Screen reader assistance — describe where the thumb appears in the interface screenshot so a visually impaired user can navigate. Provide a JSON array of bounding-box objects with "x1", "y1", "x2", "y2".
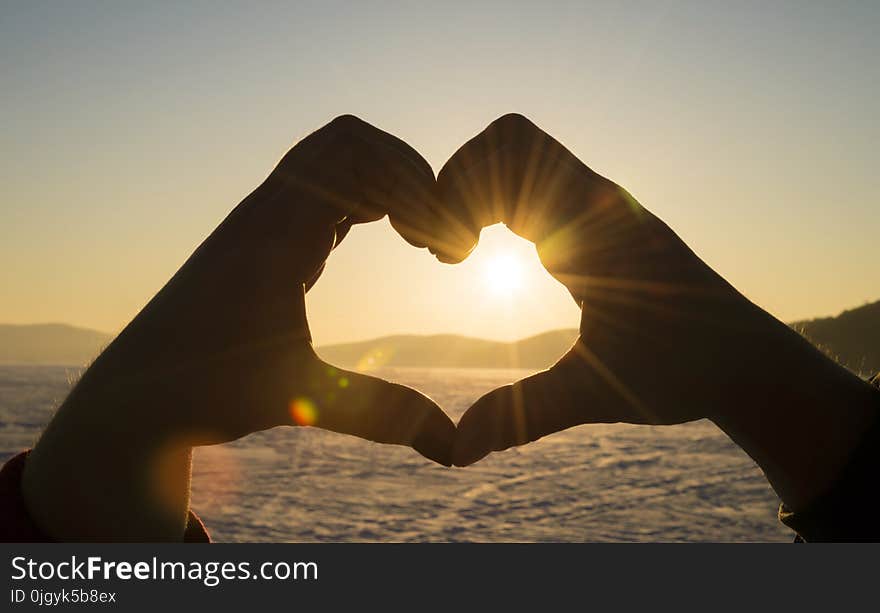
[
  {"x1": 293, "y1": 362, "x2": 456, "y2": 466},
  {"x1": 453, "y1": 340, "x2": 638, "y2": 466},
  {"x1": 453, "y1": 370, "x2": 584, "y2": 467}
]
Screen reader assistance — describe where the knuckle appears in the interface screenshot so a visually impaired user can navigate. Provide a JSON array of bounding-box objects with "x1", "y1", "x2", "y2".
[
  {"x1": 327, "y1": 113, "x2": 367, "y2": 133},
  {"x1": 281, "y1": 115, "x2": 368, "y2": 164},
  {"x1": 489, "y1": 112, "x2": 535, "y2": 132}
]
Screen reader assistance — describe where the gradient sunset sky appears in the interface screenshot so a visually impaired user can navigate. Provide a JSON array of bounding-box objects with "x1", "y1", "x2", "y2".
[{"x1": 1, "y1": 1, "x2": 877, "y2": 345}]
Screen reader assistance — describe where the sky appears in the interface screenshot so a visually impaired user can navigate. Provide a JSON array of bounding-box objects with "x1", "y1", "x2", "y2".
[{"x1": 1, "y1": 1, "x2": 877, "y2": 345}]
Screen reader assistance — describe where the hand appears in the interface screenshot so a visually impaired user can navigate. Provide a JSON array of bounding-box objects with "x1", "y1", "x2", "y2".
[
  {"x1": 433, "y1": 114, "x2": 877, "y2": 510},
  {"x1": 432, "y1": 113, "x2": 755, "y2": 438},
  {"x1": 67, "y1": 114, "x2": 453, "y2": 456},
  {"x1": 23, "y1": 116, "x2": 454, "y2": 540}
]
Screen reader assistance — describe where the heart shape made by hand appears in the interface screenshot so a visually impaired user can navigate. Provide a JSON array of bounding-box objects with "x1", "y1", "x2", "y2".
[
  {"x1": 300, "y1": 114, "x2": 767, "y2": 469},
  {"x1": 86, "y1": 113, "x2": 782, "y2": 477},
  {"x1": 21, "y1": 114, "x2": 871, "y2": 545}
]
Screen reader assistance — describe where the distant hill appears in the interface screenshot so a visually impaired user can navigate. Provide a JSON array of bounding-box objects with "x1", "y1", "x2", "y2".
[
  {"x1": 318, "y1": 300, "x2": 880, "y2": 374},
  {"x1": 0, "y1": 324, "x2": 111, "y2": 366},
  {"x1": 791, "y1": 300, "x2": 880, "y2": 377},
  {"x1": 1, "y1": 299, "x2": 877, "y2": 374},
  {"x1": 316, "y1": 329, "x2": 580, "y2": 370}
]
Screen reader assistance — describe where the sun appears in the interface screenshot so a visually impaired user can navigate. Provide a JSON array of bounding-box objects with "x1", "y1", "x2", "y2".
[{"x1": 484, "y1": 253, "x2": 523, "y2": 294}]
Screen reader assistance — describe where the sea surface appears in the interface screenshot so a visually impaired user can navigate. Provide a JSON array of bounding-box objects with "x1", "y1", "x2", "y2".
[{"x1": 0, "y1": 365, "x2": 791, "y2": 542}]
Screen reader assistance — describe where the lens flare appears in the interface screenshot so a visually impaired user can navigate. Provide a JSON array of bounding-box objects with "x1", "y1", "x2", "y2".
[
  {"x1": 289, "y1": 397, "x2": 318, "y2": 426},
  {"x1": 356, "y1": 346, "x2": 393, "y2": 371}
]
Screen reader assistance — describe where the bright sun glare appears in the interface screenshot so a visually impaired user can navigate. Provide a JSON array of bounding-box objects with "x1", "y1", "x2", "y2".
[{"x1": 485, "y1": 253, "x2": 524, "y2": 294}]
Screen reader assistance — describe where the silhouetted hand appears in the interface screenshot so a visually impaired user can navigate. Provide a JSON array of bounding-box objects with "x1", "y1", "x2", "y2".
[
  {"x1": 22, "y1": 116, "x2": 453, "y2": 540},
  {"x1": 432, "y1": 114, "x2": 746, "y2": 454},
  {"x1": 78, "y1": 115, "x2": 453, "y2": 456},
  {"x1": 432, "y1": 114, "x2": 876, "y2": 511}
]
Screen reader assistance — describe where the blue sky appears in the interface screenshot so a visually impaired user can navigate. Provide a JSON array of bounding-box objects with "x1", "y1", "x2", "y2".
[{"x1": 1, "y1": 1, "x2": 877, "y2": 343}]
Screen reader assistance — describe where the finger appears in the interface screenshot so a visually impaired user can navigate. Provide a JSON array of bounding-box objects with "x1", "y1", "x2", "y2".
[
  {"x1": 304, "y1": 115, "x2": 439, "y2": 249},
  {"x1": 436, "y1": 114, "x2": 667, "y2": 306},
  {"x1": 452, "y1": 338, "x2": 651, "y2": 466},
  {"x1": 270, "y1": 115, "x2": 434, "y2": 229},
  {"x1": 427, "y1": 115, "x2": 543, "y2": 262},
  {"x1": 384, "y1": 164, "x2": 441, "y2": 249},
  {"x1": 435, "y1": 114, "x2": 630, "y2": 266},
  {"x1": 343, "y1": 127, "x2": 439, "y2": 249},
  {"x1": 433, "y1": 114, "x2": 566, "y2": 262},
  {"x1": 294, "y1": 362, "x2": 456, "y2": 466},
  {"x1": 247, "y1": 116, "x2": 436, "y2": 285},
  {"x1": 452, "y1": 366, "x2": 586, "y2": 467},
  {"x1": 333, "y1": 115, "x2": 435, "y2": 185}
]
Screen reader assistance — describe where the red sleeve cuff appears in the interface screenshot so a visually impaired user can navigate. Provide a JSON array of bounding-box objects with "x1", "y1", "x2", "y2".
[{"x1": 0, "y1": 450, "x2": 210, "y2": 543}]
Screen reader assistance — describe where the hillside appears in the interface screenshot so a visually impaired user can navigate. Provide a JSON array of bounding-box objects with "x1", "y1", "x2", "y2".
[
  {"x1": 1, "y1": 299, "x2": 877, "y2": 374},
  {"x1": 316, "y1": 329, "x2": 580, "y2": 370},
  {"x1": 318, "y1": 300, "x2": 880, "y2": 374},
  {"x1": 0, "y1": 324, "x2": 111, "y2": 366},
  {"x1": 791, "y1": 299, "x2": 880, "y2": 377}
]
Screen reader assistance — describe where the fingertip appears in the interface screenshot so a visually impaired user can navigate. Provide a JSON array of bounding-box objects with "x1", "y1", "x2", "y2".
[
  {"x1": 451, "y1": 392, "x2": 502, "y2": 466},
  {"x1": 411, "y1": 404, "x2": 457, "y2": 467},
  {"x1": 388, "y1": 215, "x2": 432, "y2": 249},
  {"x1": 427, "y1": 235, "x2": 478, "y2": 264},
  {"x1": 430, "y1": 248, "x2": 468, "y2": 265},
  {"x1": 375, "y1": 380, "x2": 456, "y2": 467},
  {"x1": 451, "y1": 440, "x2": 489, "y2": 467},
  {"x1": 452, "y1": 454, "x2": 485, "y2": 468}
]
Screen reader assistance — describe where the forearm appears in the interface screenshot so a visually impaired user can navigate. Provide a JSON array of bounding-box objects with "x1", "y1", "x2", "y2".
[
  {"x1": 21, "y1": 375, "x2": 194, "y2": 542},
  {"x1": 16, "y1": 178, "x2": 299, "y2": 542},
  {"x1": 710, "y1": 310, "x2": 879, "y2": 512}
]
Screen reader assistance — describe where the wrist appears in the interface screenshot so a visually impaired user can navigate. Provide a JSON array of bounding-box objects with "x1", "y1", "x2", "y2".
[
  {"x1": 711, "y1": 331, "x2": 879, "y2": 511},
  {"x1": 22, "y1": 386, "x2": 191, "y2": 541}
]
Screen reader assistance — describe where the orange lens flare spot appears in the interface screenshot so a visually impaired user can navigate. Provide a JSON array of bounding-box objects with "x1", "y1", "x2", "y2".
[{"x1": 289, "y1": 397, "x2": 318, "y2": 426}]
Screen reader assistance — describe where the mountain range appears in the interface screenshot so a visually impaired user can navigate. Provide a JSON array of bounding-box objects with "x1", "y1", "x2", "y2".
[{"x1": 2, "y1": 299, "x2": 877, "y2": 376}]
